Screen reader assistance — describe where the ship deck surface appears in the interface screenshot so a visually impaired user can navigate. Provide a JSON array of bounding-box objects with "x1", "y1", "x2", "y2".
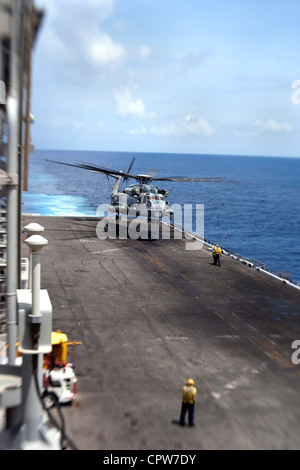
[{"x1": 22, "y1": 216, "x2": 300, "y2": 450}]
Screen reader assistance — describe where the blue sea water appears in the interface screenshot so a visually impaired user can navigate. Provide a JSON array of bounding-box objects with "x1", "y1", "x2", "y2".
[{"x1": 22, "y1": 150, "x2": 300, "y2": 284}]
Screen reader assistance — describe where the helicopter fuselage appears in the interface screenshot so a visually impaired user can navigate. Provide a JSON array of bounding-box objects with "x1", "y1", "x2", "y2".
[{"x1": 109, "y1": 179, "x2": 173, "y2": 218}]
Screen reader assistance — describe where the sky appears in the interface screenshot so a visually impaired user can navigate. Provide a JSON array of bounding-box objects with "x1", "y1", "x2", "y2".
[{"x1": 31, "y1": 0, "x2": 300, "y2": 157}]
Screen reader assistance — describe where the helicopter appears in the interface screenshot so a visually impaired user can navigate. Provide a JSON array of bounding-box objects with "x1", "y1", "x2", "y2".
[{"x1": 46, "y1": 157, "x2": 237, "y2": 220}]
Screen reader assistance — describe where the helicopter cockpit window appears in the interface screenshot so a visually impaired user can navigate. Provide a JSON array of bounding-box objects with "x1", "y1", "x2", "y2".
[{"x1": 146, "y1": 195, "x2": 164, "y2": 200}]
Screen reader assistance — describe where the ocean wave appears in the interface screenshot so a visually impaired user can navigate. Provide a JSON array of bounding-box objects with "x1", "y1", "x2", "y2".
[{"x1": 22, "y1": 193, "x2": 97, "y2": 217}]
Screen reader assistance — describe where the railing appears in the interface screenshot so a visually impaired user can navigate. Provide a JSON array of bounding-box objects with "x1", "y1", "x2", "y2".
[
  {"x1": 0, "y1": 206, "x2": 6, "y2": 334},
  {"x1": 204, "y1": 238, "x2": 300, "y2": 290}
]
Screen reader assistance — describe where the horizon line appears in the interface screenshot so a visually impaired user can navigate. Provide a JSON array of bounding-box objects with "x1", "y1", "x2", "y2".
[{"x1": 34, "y1": 148, "x2": 300, "y2": 159}]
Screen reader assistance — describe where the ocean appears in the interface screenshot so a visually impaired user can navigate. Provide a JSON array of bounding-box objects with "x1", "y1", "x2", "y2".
[{"x1": 22, "y1": 150, "x2": 300, "y2": 284}]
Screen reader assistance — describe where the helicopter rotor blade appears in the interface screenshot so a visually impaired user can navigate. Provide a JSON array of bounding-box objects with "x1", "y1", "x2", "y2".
[
  {"x1": 127, "y1": 157, "x2": 136, "y2": 175},
  {"x1": 122, "y1": 157, "x2": 136, "y2": 185},
  {"x1": 149, "y1": 176, "x2": 240, "y2": 183},
  {"x1": 46, "y1": 160, "x2": 241, "y2": 183},
  {"x1": 45, "y1": 159, "x2": 131, "y2": 179}
]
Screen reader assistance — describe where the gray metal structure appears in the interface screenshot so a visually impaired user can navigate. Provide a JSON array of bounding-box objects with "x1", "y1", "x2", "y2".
[
  {"x1": 0, "y1": 0, "x2": 43, "y2": 338},
  {"x1": 0, "y1": 0, "x2": 61, "y2": 450}
]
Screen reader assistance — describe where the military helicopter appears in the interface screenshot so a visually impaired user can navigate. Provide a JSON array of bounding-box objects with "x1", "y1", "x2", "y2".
[{"x1": 46, "y1": 157, "x2": 236, "y2": 220}]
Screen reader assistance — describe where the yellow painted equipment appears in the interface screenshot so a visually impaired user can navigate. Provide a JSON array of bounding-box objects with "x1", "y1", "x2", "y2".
[
  {"x1": 42, "y1": 330, "x2": 81, "y2": 406},
  {"x1": 51, "y1": 330, "x2": 68, "y2": 365}
]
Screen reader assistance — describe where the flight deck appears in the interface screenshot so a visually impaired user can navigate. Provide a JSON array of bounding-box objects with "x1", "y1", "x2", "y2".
[{"x1": 21, "y1": 215, "x2": 300, "y2": 450}]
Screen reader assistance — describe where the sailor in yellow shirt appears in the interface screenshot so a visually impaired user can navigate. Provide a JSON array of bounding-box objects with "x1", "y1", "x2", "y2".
[
  {"x1": 213, "y1": 244, "x2": 222, "y2": 266},
  {"x1": 179, "y1": 379, "x2": 197, "y2": 427}
]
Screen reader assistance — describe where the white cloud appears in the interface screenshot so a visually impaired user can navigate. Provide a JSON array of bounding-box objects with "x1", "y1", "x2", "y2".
[
  {"x1": 138, "y1": 46, "x2": 152, "y2": 59},
  {"x1": 87, "y1": 34, "x2": 126, "y2": 68},
  {"x1": 181, "y1": 114, "x2": 216, "y2": 136},
  {"x1": 127, "y1": 114, "x2": 216, "y2": 137},
  {"x1": 127, "y1": 127, "x2": 148, "y2": 136},
  {"x1": 44, "y1": 0, "x2": 114, "y2": 23},
  {"x1": 39, "y1": 0, "x2": 125, "y2": 72},
  {"x1": 114, "y1": 87, "x2": 155, "y2": 119},
  {"x1": 254, "y1": 119, "x2": 293, "y2": 133},
  {"x1": 153, "y1": 114, "x2": 216, "y2": 136},
  {"x1": 180, "y1": 48, "x2": 213, "y2": 69}
]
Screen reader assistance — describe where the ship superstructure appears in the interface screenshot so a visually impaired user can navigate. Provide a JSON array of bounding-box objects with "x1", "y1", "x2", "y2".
[{"x1": 0, "y1": 0, "x2": 43, "y2": 334}]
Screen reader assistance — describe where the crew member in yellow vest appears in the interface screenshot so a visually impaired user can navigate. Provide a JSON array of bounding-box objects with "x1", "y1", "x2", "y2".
[
  {"x1": 213, "y1": 244, "x2": 222, "y2": 266},
  {"x1": 180, "y1": 379, "x2": 197, "y2": 427}
]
